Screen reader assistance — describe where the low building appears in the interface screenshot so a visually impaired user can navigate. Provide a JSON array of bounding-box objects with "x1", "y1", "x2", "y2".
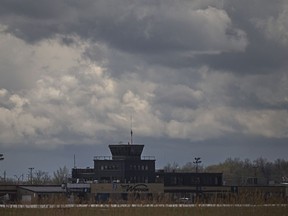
[{"x1": 17, "y1": 185, "x2": 66, "y2": 203}]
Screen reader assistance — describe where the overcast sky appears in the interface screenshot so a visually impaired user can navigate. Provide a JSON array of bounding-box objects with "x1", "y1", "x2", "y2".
[{"x1": 1, "y1": 0, "x2": 288, "y2": 179}]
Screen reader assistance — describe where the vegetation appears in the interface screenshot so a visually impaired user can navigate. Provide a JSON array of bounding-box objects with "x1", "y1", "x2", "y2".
[
  {"x1": 1, "y1": 205, "x2": 288, "y2": 216},
  {"x1": 164, "y1": 157, "x2": 288, "y2": 185},
  {"x1": 52, "y1": 166, "x2": 70, "y2": 184},
  {"x1": 0, "y1": 166, "x2": 70, "y2": 184},
  {"x1": 2, "y1": 157, "x2": 288, "y2": 186}
]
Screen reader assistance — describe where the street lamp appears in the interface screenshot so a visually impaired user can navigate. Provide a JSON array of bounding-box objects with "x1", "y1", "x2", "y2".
[
  {"x1": 193, "y1": 157, "x2": 201, "y2": 173},
  {"x1": 0, "y1": 154, "x2": 4, "y2": 182},
  {"x1": 193, "y1": 157, "x2": 202, "y2": 198}
]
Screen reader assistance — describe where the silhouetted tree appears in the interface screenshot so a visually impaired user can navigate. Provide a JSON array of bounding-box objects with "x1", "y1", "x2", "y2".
[
  {"x1": 33, "y1": 170, "x2": 51, "y2": 184},
  {"x1": 163, "y1": 162, "x2": 179, "y2": 172},
  {"x1": 52, "y1": 166, "x2": 69, "y2": 184}
]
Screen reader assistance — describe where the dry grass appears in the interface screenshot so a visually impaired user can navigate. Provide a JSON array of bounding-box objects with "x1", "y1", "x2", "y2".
[
  {"x1": 1, "y1": 205, "x2": 288, "y2": 216},
  {"x1": 1, "y1": 192, "x2": 287, "y2": 216}
]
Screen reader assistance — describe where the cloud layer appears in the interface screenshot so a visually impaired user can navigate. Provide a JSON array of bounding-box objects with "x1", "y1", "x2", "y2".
[{"x1": 0, "y1": 0, "x2": 288, "y2": 162}]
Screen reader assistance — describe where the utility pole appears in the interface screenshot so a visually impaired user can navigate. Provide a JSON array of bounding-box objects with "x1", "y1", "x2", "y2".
[{"x1": 28, "y1": 167, "x2": 34, "y2": 184}]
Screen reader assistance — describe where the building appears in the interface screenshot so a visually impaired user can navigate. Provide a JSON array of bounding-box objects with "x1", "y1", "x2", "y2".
[
  {"x1": 18, "y1": 185, "x2": 66, "y2": 203},
  {"x1": 71, "y1": 142, "x2": 227, "y2": 201},
  {"x1": 72, "y1": 143, "x2": 156, "y2": 184}
]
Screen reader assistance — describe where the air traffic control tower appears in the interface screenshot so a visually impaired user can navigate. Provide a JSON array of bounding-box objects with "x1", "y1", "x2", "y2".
[{"x1": 93, "y1": 143, "x2": 156, "y2": 183}]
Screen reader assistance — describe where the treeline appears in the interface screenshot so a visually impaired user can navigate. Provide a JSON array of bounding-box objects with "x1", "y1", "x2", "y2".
[
  {"x1": 1, "y1": 166, "x2": 70, "y2": 185},
  {"x1": 163, "y1": 157, "x2": 288, "y2": 185}
]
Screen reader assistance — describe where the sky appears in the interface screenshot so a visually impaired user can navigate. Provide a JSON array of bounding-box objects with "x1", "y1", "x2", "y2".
[{"x1": 0, "y1": 0, "x2": 288, "y2": 180}]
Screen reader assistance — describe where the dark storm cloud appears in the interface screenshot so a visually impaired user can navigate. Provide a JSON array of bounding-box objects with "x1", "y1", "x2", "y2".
[
  {"x1": 194, "y1": 44, "x2": 288, "y2": 74},
  {"x1": 0, "y1": 0, "x2": 78, "y2": 42},
  {"x1": 1, "y1": 0, "x2": 288, "y2": 173},
  {"x1": 138, "y1": 0, "x2": 288, "y2": 74},
  {"x1": 190, "y1": 0, "x2": 288, "y2": 74},
  {"x1": 0, "y1": 0, "x2": 247, "y2": 54}
]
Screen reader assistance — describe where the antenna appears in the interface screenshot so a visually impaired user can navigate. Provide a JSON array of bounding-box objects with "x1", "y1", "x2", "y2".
[
  {"x1": 130, "y1": 114, "x2": 133, "y2": 145},
  {"x1": 74, "y1": 154, "x2": 76, "y2": 168}
]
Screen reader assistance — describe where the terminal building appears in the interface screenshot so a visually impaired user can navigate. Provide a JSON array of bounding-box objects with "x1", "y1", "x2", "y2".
[
  {"x1": 72, "y1": 141, "x2": 224, "y2": 201},
  {"x1": 72, "y1": 142, "x2": 223, "y2": 187}
]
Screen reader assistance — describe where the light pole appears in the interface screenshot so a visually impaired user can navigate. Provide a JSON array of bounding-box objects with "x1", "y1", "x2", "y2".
[
  {"x1": 0, "y1": 154, "x2": 4, "y2": 182},
  {"x1": 193, "y1": 157, "x2": 201, "y2": 173},
  {"x1": 193, "y1": 157, "x2": 202, "y2": 198}
]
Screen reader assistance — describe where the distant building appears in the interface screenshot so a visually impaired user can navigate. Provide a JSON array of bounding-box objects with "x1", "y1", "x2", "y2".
[
  {"x1": 72, "y1": 144, "x2": 156, "y2": 183},
  {"x1": 72, "y1": 143, "x2": 223, "y2": 185}
]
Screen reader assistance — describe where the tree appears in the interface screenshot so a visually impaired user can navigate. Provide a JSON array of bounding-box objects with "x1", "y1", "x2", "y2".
[
  {"x1": 181, "y1": 162, "x2": 195, "y2": 172},
  {"x1": 163, "y1": 162, "x2": 179, "y2": 172},
  {"x1": 163, "y1": 157, "x2": 288, "y2": 185},
  {"x1": 181, "y1": 161, "x2": 204, "y2": 172},
  {"x1": 253, "y1": 157, "x2": 273, "y2": 184},
  {"x1": 52, "y1": 166, "x2": 69, "y2": 184},
  {"x1": 33, "y1": 170, "x2": 51, "y2": 184}
]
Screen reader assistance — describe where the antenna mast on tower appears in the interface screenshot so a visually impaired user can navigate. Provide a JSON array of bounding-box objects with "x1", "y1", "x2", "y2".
[{"x1": 130, "y1": 114, "x2": 133, "y2": 145}]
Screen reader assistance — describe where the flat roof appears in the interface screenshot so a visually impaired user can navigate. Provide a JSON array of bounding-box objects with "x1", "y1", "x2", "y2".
[{"x1": 19, "y1": 186, "x2": 66, "y2": 193}]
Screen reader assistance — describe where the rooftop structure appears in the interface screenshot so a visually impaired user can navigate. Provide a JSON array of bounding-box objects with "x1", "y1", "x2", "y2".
[{"x1": 109, "y1": 144, "x2": 144, "y2": 160}]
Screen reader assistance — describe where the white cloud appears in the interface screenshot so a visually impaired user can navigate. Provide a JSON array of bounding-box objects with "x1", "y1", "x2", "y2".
[
  {"x1": 165, "y1": 107, "x2": 235, "y2": 141},
  {"x1": 253, "y1": 2, "x2": 288, "y2": 45},
  {"x1": 0, "y1": 30, "x2": 85, "y2": 90},
  {"x1": 235, "y1": 110, "x2": 288, "y2": 138}
]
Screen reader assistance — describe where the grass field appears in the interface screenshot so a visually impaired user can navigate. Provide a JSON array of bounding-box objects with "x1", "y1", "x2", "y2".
[{"x1": 1, "y1": 205, "x2": 288, "y2": 216}]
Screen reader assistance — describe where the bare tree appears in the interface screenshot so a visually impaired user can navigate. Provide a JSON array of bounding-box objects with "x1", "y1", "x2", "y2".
[
  {"x1": 33, "y1": 170, "x2": 51, "y2": 184},
  {"x1": 163, "y1": 162, "x2": 179, "y2": 172},
  {"x1": 52, "y1": 166, "x2": 69, "y2": 184}
]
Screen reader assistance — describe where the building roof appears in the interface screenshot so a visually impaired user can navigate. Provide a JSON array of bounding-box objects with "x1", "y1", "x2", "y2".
[
  {"x1": 109, "y1": 144, "x2": 145, "y2": 160},
  {"x1": 19, "y1": 186, "x2": 66, "y2": 193}
]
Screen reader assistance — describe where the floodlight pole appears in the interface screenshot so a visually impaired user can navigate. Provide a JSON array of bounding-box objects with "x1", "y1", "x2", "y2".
[
  {"x1": 193, "y1": 157, "x2": 201, "y2": 173},
  {"x1": 193, "y1": 157, "x2": 202, "y2": 198},
  {"x1": 0, "y1": 154, "x2": 4, "y2": 182}
]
